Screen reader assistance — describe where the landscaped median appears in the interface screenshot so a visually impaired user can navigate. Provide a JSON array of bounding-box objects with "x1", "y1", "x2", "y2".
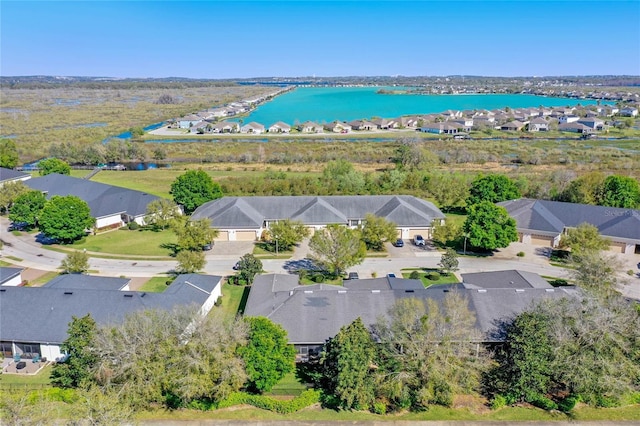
[{"x1": 401, "y1": 268, "x2": 459, "y2": 286}]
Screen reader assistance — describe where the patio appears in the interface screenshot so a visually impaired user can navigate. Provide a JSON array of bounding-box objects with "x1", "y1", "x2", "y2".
[{"x1": 2, "y1": 357, "x2": 49, "y2": 375}]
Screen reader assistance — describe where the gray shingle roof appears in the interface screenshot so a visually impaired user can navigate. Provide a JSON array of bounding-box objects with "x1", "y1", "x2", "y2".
[
  {"x1": 461, "y1": 270, "x2": 551, "y2": 290},
  {"x1": 499, "y1": 198, "x2": 640, "y2": 242},
  {"x1": 0, "y1": 274, "x2": 221, "y2": 344},
  {"x1": 244, "y1": 273, "x2": 576, "y2": 344},
  {"x1": 43, "y1": 274, "x2": 130, "y2": 291},
  {"x1": 0, "y1": 167, "x2": 30, "y2": 183},
  {"x1": 0, "y1": 267, "x2": 23, "y2": 285},
  {"x1": 192, "y1": 196, "x2": 445, "y2": 229},
  {"x1": 25, "y1": 174, "x2": 161, "y2": 219}
]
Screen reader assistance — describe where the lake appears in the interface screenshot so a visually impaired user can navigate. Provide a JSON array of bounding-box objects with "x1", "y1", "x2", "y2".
[{"x1": 238, "y1": 86, "x2": 602, "y2": 125}]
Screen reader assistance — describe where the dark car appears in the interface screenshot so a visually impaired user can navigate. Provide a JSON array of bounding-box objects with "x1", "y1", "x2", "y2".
[
  {"x1": 394, "y1": 239, "x2": 404, "y2": 247},
  {"x1": 387, "y1": 273, "x2": 396, "y2": 278},
  {"x1": 232, "y1": 261, "x2": 240, "y2": 270},
  {"x1": 347, "y1": 272, "x2": 359, "y2": 280},
  {"x1": 202, "y1": 242, "x2": 213, "y2": 251}
]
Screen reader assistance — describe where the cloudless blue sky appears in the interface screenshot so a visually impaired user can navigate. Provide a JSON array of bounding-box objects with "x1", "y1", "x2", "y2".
[{"x1": 1, "y1": 1, "x2": 638, "y2": 78}]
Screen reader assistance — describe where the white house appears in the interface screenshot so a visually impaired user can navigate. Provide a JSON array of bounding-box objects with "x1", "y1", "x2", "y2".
[
  {"x1": 0, "y1": 267, "x2": 23, "y2": 287},
  {"x1": 240, "y1": 122, "x2": 266, "y2": 134}
]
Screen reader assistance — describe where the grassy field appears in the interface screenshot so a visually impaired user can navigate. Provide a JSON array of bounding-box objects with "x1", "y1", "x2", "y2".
[
  {"x1": 218, "y1": 282, "x2": 249, "y2": 319},
  {"x1": 402, "y1": 268, "x2": 459, "y2": 286},
  {"x1": 68, "y1": 228, "x2": 177, "y2": 257},
  {"x1": 139, "y1": 276, "x2": 171, "y2": 292}
]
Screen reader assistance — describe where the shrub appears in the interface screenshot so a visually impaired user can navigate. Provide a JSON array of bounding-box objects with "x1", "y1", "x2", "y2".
[
  {"x1": 217, "y1": 389, "x2": 320, "y2": 414},
  {"x1": 427, "y1": 271, "x2": 441, "y2": 281},
  {"x1": 490, "y1": 394, "x2": 507, "y2": 410},
  {"x1": 558, "y1": 396, "x2": 578, "y2": 413},
  {"x1": 127, "y1": 221, "x2": 139, "y2": 230},
  {"x1": 372, "y1": 401, "x2": 386, "y2": 415},
  {"x1": 627, "y1": 269, "x2": 636, "y2": 276},
  {"x1": 549, "y1": 278, "x2": 569, "y2": 287},
  {"x1": 409, "y1": 270, "x2": 421, "y2": 280},
  {"x1": 595, "y1": 395, "x2": 619, "y2": 408},
  {"x1": 528, "y1": 394, "x2": 558, "y2": 411},
  {"x1": 214, "y1": 297, "x2": 222, "y2": 307},
  {"x1": 516, "y1": 251, "x2": 525, "y2": 257},
  {"x1": 371, "y1": 272, "x2": 377, "y2": 278},
  {"x1": 28, "y1": 388, "x2": 78, "y2": 404}
]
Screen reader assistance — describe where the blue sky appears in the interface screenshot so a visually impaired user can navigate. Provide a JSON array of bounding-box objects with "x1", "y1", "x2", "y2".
[{"x1": 1, "y1": 1, "x2": 638, "y2": 78}]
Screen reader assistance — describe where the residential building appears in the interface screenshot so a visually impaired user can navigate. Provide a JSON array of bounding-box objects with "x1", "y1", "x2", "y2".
[
  {"x1": 268, "y1": 121, "x2": 291, "y2": 133},
  {"x1": 0, "y1": 167, "x2": 31, "y2": 186},
  {"x1": 528, "y1": 117, "x2": 549, "y2": 132},
  {"x1": 298, "y1": 121, "x2": 323, "y2": 133},
  {"x1": 500, "y1": 120, "x2": 526, "y2": 131},
  {"x1": 499, "y1": 198, "x2": 640, "y2": 255},
  {"x1": 558, "y1": 122, "x2": 593, "y2": 134},
  {"x1": 620, "y1": 107, "x2": 639, "y2": 117},
  {"x1": 323, "y1": 121, "x2": 352, "y2": 133},
  {"x1": 240, "y1": 122, "x2": 266, "y2": 134},
  {"x1": 0, "y1": 267, "x2": 23, "y2": 287},
  {"x1": 577, "y1": 117, "x2": 605, "y2": 131},
  {"x1": 191, "y1": 195, "x2": 445, "y2": 241}
]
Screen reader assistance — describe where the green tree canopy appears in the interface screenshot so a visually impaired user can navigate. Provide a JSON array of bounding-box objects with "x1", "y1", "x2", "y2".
[
  {"x1": 556, "y1": 172, "x2": 605, "y2": 205},
  {"x1": 176, "y1": 249, "x2": 206, "y2": 274},
  {"x1": 264, "y1": 219, "x2": 310, "y2": 252},
  {"x1": 0, "y1": 138, "x2": 19, "y2": 169},
  {"x1": 8, "y1": 190, "x2": 46, "y2": 229},
  {"x1": 51, "y1": 314, "x2": 98, "y2": 388},
  {"x1": 463, "y1": 201, "x2": 518, "y2": 251},
  {"x1": 359, "y1": 213, "x2": 398, "y2": 251},
  {"x1": 38, "y1": 158, "x2": 71, "y2": 176},
  {"x1": 467, "y1": 174, "x2": 521, "y2": 205},
  {"x1": 427, "y1": 172, "x2": 471, "y2": 211},
  {"x1": 38, "y1": 195, "x2": 95, "y2": 243},
  {"x1": 322, "y1": 159, "x2": 366, "y2": 194},
  {"x1": 60, "y1": 250, "x2": 90, "y2": 274},
  {"x1": 309, "y1": 224, "x2": 366, "y2": 277},
  {"x1": 144, "y1": 198, "x2": 180, "y2": 230},
  {"x1": 596, "y1": 175, "x2": 640, "y2": 208},
  {"x1": 438, "y1": 247, "x2": 459, "y2": 274},
  {"x1": 392, "y1": 140, "x2": 424, "y2": 170},
  {"x1": 170, "y1": 170, "x2": 223, "y2": 214},
  {"x1": 560, "y1": 222, "x2": 610, "y2": 254},
  {"x1": 320, "y1": 317, "x2": 376, "y2": 410},
  {"x1": 240, "y1": 316, "x2": 296, "y2": 393},
  {"x1": 236, "y1": 253, "x2": 263, "y2": 285},
  {"x1": 0, "y1": 180, "x2": 29, "y2": 214},
  {"x1": 174, "y1": 218, "x2": 218, "y2": 251}
]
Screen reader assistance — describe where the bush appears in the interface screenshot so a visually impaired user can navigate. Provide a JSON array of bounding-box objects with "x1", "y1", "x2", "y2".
[
  {"x1": 557, "y1": 396, "x2": 578, "y2": 413},
  {"x1": 627, "y1": 269, "x2": 636, "y2": 276},
  {"x1": 127, "y1": 221, "x2": 139, "y2": 230},
  {"x1": 217, "y1": 389, "x2": 320, "y2": 414},
  {"x1": 372, "y1": 401, "x2": 386, "y2": 415},
  {"x1": 595, "y1": 395, "x2": 619, "y2": 408},
  {"x1": 426, "y1": 271, "x2": 441, "y2": 281},
  {"x1": 214, "y1": 297, "x2": 222, "y2": 307},
  {"x1": 490, "y1": 394, "x2": 507, "y2": 410},
  {"x1": 549, "y1": 278, "x2": 569, "y2": 287},
  {"x1": 516, "y1": 251, "x2": 525, "y2": 257},
  {"x1": 528, "y1": 394, "x2": 558, "y2": 411},
  {"x1": 28, "y1": 388, "x2": 78, "y2": 404},
  {"x1": 409, "y1": 270, "x2": 421, "y2": 280}
]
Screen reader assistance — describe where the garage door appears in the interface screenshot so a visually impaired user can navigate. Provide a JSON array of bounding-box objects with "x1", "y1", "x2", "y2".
[
  {"x1": 236, "y1": 231, "x2": 257, "y2": 241},
  {"x1": 608, "y1": 242, "x2": 626, "y2": 254},
  {"x1": 408, "y1": 229, "x2": 429, "y2": 239},
  {"x1": 215, "y1": 231, "x2": 229, "y2": 241},
  {"x1": 531, "y1": 235, "x2": 554, "y2": 246}
]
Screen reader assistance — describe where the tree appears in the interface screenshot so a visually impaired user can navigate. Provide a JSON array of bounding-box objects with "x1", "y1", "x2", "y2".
[
  {"x1": 51, "y1": 314, "x2": 98, "y2": 388},
  {"x1": 174, "y1": 218, "x2": 218, "y2": 251},
  {"x1": 60, "y1": 250, "x2": 90, "y2": 274},
  {"x1": 359, "y1": 213, "x2": 397, "y2": 251},
  {"x1": 0, "y1": 180, "x2": 29, "y2": 213},
  {"x1": 170, "y1": 170, "x2": 222, "y2": 214},
  {"x1": 596, "y1": 175, "x2": 640, "y2": 208},
  {"x1": 392, "y1": 140, "x2": 424, "y2": 170},
  {"x1": 431, "y1": 219, "x2": 462, "y2": 247},
  {"x1": 176, "y1": 249, "x2": 205, "y2": 274},
  {"x1": 240, "y1": 316, "x2": 296, "y2": 393},
  {"x1": 560, "y1": 222, "x2": 610, "y2": 254},
  {"x1": 320, "y1": 318, "x2": 376, "y2": 410},
  {"x1": 38, "y1": 195, "x2": 95, "y2": 243},
  {"x1": 264, "y1": 219, "x2": 310, "y2": 252},
  {"x1": 38, "y1": 158, "x2": 71, "y2": 176},
  {"x1": 0, "y1": 138, "x2": 19, "y2": 168},
  {"x1": 438, "y1": 248, "x2": 459, "y2": 274},
  {"x1": 309, "y1": 224, "x2": 366, "y2": 277},
  {"x1": 569, "y1": 250, "x2": 622, "y2": 298},
  {"x1": 556, "y1": 172, "x2": 605, "y2": 205},
  {"x1": 467, "y1": 174, "x2": 521, "y2": 205},
  {"x1": 463, "y1": 201, "x2": 518, "y2": 251},
  {"x1": 8, "y1": 190, "x2": 46, "y2": 229},
  {"x1": 427, "y1": 173, "x2": 470, "y2": 211},
  {"x1": 322, "y1": 159, "x2": 366, "y2": 194},
  {"x1": 144, "y1": 198, "x2": 180, "y2": 230},
  {"x1": 236, "y1": 253, "x2": 263, "y2": 285},
  {"x1": 486, "y1": 311, "x2": 554, "y2": 403}
]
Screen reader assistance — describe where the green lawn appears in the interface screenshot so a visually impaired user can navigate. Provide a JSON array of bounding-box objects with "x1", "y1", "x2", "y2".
[
  {"x1": 218, "y1": 282, "x2": 249, "y2": 319},
  {"x1": 29, "y1": 271, "x2": 60, "y2": 287},
  {"x1": 0, "y1": 365, "x2": 52, "y2": 387},
  {"x1": 265, "y1": 372, "x2": 308, "y2": 397},
  {"x1": 445, "y1": 212, "x2": 467, "y2": 227},
  {"x1": 253, "y1": 243, "x2": 293, "y2": 259},
  {"x1": 69, "y1": 228, "x2": 177, "y2": 257},
  {"x1": 401, "y1": 268, "x2": 459, "y2": 286},
  {"x1": 139, "y1": 276, "x2": 172, "y2": 292}
]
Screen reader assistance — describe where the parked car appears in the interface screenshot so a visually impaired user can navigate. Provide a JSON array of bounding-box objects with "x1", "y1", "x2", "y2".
[
  {"x1": 387, "y1": 273, "x2": 396, "y2": 278},
  {"x1": 347, "y1": 272, "x2": 359, "y2": 280},
  {"x1": 232, "y1": 261, "x2": 240, "y2": 270},
  {"x1": 413, "y1": 235, "x2": 426, "y2": 246},
  {"x1": 202, "y1": 242, "x2": 213, "y2": 251},
  {"x1": 394, "y1": 239, "x2": 404, "y2": 247}
]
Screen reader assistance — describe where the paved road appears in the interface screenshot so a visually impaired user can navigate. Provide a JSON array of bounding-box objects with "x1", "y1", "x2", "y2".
[{"x1": 2, "y1": 217, "x2": 639, "y2": 300}]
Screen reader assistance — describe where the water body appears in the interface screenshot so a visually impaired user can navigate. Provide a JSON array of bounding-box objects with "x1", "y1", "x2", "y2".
[{"x1": 239, "y1": 86, "x2": 602, "y2": 125}]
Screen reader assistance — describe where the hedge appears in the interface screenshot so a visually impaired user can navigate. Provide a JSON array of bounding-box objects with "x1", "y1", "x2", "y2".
[{"x1": 217, "y1": 389, "x2": 320, "y2": 414}]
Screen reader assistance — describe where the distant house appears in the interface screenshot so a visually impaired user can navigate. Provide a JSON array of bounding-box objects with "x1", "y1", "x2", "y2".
[
  {"x1": 268, "y1": 121, "x2": 291, "y2": 133},
  {"x1": 178, "y1": 114, "x2": 204, "y2": 129},
  {"x1": 0, "y1": 267, "x2": 23, "y2": 287},
  {"x1": 298, "y1": 121, "x2": 323, "y2": 133},
  {"x1": 395, "y1": 116, "x2": 421, "y2": 128},
  {"x1": 324, "y1": 121, "x2": 352, "y2": 133},
  {"x1": 498, "y1": 198, "x2": 640, "y2": 255},
  {"x1": 500, "y1": 120, "x2": 526, "y2": 131},
  {"x1": 240, "y1": 122, "x2": 265, "y2": 134},
  {"x1": 211, "y1": 121, "x2": 239, "y2": 133},
  {"x1": 0, "y1": 274, "x2": 223, "y2": 361},
  {"x1": 528, "y1": 117, "x2": 549, "y2": 132},
  {"x1": 191, "y1": 195, "x2": 445, "y2": 242},
  {"x1": 348, "y1": 120, "x2": 377, "y2": 131},
  {"x1": 577, "y1": 117, "x2": 605, "y2": 131},
  {"x1": 244, "y1": 271, "x2": 576, "y2": 359},
  {"x1": 25, "y1": 173, "x2": 161, "y2": 228},
  {"x1": 419, "y1": 122, "x2": 461, "y2": 134},
  {"x1": 372, "y1": 118, "x2": 398, "y2": 129},
  {"x1": 451, "y1": 118, "x2": 473, "y2": 132},
  {"x1": 0, "y1": 167, "x2": 31, "y2": 187},
  {"x1": 558, "y1": 122, "x2": 593, "y2": 134},
  {"x1": 558, "y1": 115, "x2": 580, "y2": 124},
  {"x1": 620, "y1": 107, "x2": 639, "y2": 117}
]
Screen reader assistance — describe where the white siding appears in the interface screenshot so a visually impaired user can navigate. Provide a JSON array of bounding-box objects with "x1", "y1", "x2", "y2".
[
  {"x1": 95, "y1": 215, "x2": 123, "y2": 229},
  {"x1": 40, "y1": 344, "x2": 63, "y2": 361}
]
